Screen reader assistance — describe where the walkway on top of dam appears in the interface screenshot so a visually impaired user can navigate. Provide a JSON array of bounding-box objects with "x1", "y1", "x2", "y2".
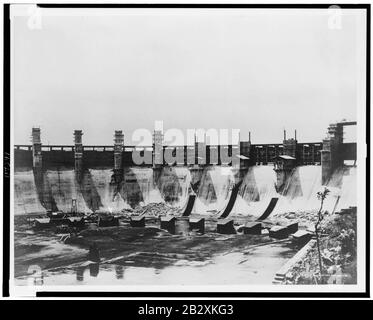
[
  {"x1": 14, "y1": 141, "x2": 358, "y2": 168},
  {"x1": 14, "y1": 142, "x2": 330, "y2": 168}
]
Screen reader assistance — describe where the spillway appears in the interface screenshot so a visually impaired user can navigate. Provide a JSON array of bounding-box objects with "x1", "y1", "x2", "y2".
[
  {"x1": 274, "y1": 166, "x2": 325, "y2": 214},
  {"x1": 157, "y1": 167, "x2": 191, "y2": 208},
  {"x1": 122, "y1": 167, "x2": 191, "y2": 208},
  {"x1": 13, "y1": 163, "x2": 357, "y2": 217},
  {"x1": 170, "y1": 167, "x2": 192, "y2": 208},
  {"x1": 47, "y1": 169, "x2": 92, "y2": 214},
  {"x1": 14, "y1": 170, "x2": 46, "y2": 215},
  {"x1": 230, "y1": 165, "x2": 355, "y2": 218},
  {"x1": 89, "y1": 169, "x2": 128, "y2": 212},
  {"x1": 193, "y1": 166, "x2": 236, "y2": 215},
  {"x1": 125, "y1": 167, "x2": 163, "y2": 206},
  {"x1": 231, "y1": 166, "x2": 277, "y2": 217},
  {"x1": 329, "y1": 166, "x2": 357, "y2": 211}
]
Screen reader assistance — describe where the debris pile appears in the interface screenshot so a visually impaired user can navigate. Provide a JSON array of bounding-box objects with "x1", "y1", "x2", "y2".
[
  {"x1": 121, "y1": 202, "x2": 178, "y2": 217},
  {"x1": 273, "y1": 210, "x2": 320, "y2": 228}
]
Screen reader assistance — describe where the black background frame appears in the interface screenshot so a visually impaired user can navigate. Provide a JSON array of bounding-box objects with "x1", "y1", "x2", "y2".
[{"x1": 2, "y1": 3, "x2": 370, "y2": 299}]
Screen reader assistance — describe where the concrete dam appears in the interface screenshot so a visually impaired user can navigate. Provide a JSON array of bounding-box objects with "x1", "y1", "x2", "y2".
[{"x1": 14, "y1": 122, "x2": 357, "y2": 217}]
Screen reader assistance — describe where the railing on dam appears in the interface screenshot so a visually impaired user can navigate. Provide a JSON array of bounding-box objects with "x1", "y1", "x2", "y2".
[{"x1": 13, "y1": 142, "x2": 330, "y2": 168}]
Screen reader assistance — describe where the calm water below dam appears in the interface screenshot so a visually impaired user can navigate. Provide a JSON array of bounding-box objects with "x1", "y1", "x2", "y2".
[{"x1": 15, "y1": 243, "x2": 295, "y2": 286}]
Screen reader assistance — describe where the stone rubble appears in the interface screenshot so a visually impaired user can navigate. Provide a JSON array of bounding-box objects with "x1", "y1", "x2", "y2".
[{"x1": 121, "y1": 202, "x2": 179, "y2": 217}]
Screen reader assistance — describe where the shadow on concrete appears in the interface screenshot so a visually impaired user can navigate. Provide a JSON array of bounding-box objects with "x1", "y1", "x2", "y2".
[
  {"x1": 240, "y1": 167, "x2": 260, "y2": 202},
  {"x1": 196, "y1": 166, "x2": 218, "y2": 205},
  {"x1": 282, "y1": 167, "x2": 303, "y2": 198},
  {"x1": 78, "y1": 169, "x2": 103, "y2": 212},
  {"x1": 120, "y1": 167, "x2": 145, "y2": 208},
  {"x1": 156, "y1": 167, "x2": 184, "y2": 205},
  {"x1": 33, "y1": 169, "x2": 58, "y2": 212}
]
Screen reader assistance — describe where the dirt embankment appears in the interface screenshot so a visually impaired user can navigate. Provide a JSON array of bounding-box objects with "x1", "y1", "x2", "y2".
[{"x1": 281, "y1": 212, "x2": 357, "y2": 284}]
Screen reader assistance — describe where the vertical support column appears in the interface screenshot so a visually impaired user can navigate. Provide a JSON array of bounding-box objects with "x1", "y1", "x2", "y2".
[
  {"x1": 195, "y1": 139, "x2": 206, "y2": 166},
  {"x1": 152, "y1": 129, "x2": 163, "y2": 182},
  {"x1": 239, "y1": 133, "x2": 251, "y2": 169},
  {"x1": 283, "y1": 130, "x2": 297, "y2": 159},
  {"x1": 334, "y1": 123, "x2": 344, "y2": 169},
  {"x1": 32, "y1": 127, "x2": 58, "y2": 212},
  {"x1": 186, "y1": 134, "x2": 196, "y2": 166},
  {"x1": 153, "y1": 130, "x2": 163, "y2": 167},
  {"x1": 74, "y1": 130, "x2": 83, "y2": 183},
  {"x1": 302, "y1": 145, "x2": 306, "y2": 165},
  {"x1": 312, "y1": 145, "x2": 315, "y2": 164},
  {"x1": 321, "y1": 123, "x2": 344, "y2": 185},
  {"x1": 113, "y1": 130, "x2": 124, "y2": 184},
  {"x1": 236, "y1": 132, "x2": 247, "y2": 179},
  {"x1": 32, "y1": 127, "x2": 42, "y2": 170},
  {"x1": 321, "y1": 139, "x2": 332, "y2": 185},
  {"x1": 274, "y1": 129, "x2": 298, "y2": 193}
]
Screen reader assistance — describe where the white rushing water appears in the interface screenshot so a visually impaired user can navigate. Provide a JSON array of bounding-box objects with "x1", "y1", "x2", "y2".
[
  {"x1": 231, "y1": 166, "x2": 277, "y2": 217},
  {"x1": 332, "y1": 166, "x2": 357, "y2": 211},
  {"x1": 47, "y1": 170, "x2": 92, "y2": 214},
  {"x1": 14, "y1": 164, "x2": 357, "y2": 216},
  {"x1": 129, "y1": 167, "x2": 191, "y2": 207},
  {"x1": 230, "y1": 165, "x2": 356, "y2": 217},
  {"x1": 14, "y1": 170, "x2": 46, "y2": 215},
  {"x1": 193, "y1": 166, "x2": 235, "y2": 215},
  {"x1": 130, "y1": 167, "x2": 164, "y2": 205},
  {"x1": 169, "y1": 167, "x2": 192, "y2": 208},
  {"x1": 89, "y1": 169, "x2": 128, "y2": 213}
]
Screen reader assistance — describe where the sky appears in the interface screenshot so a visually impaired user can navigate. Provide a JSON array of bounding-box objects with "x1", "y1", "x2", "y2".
[{"x1": 12, "y1": 7, "x2": 364, "y2": 145}]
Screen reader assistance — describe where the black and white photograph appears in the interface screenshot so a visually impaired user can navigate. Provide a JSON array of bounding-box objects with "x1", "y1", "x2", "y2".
[{"x1": 2, "y1": 3, "x2": 369, "y2": 297}]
